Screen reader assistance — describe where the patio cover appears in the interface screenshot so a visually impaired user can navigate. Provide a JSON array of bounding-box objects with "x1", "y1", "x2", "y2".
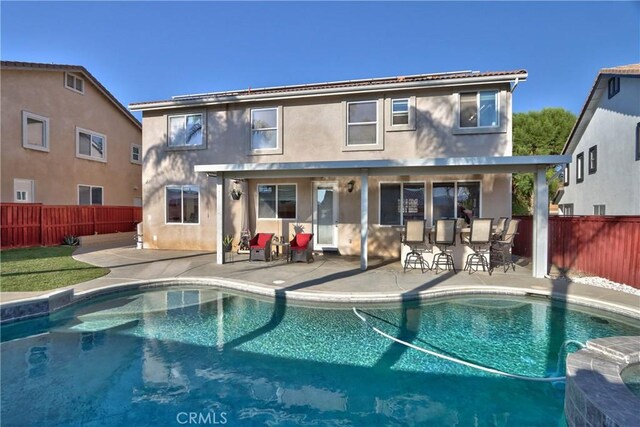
[{"x1": 195, "y1": 155, "x2": 571, "y2": 278}]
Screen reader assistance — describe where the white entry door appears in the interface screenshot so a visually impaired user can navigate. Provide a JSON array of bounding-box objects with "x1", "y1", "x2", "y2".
[{"x1": 313, "y1": 182, "x2": 338, "y2": 250}]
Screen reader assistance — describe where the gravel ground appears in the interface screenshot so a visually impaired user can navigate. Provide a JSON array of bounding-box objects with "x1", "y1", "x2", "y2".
[{"x1": 568, "y1": 274, "x2": 640, "y2": 296}]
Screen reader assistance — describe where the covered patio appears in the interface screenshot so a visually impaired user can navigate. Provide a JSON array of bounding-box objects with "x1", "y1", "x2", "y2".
[{"x1": 195, "y1": 155, "x2": 570, "y2": 279}]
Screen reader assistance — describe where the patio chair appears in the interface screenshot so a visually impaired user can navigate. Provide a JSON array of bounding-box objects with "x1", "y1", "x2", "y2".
[
  {"x1": 492, "y1": 217, "x2": 509, "y2": 241},
  {"x1": 402, "y1": 219, "x2": 429, "y2": 273},
  {"x1": 430, "y1": 219, "x2": 457, "y2": 274},
  {"x1": 490, "y1": 219, "x2": 520, "y2": 273},
  {"x1": 249, "y1": 233, "x2": 274, "y2": 262},
  {"x1": 462, "y1": 218, "x2": 493, "y2": 275},
  {"x1": 289, "y1": 233, "x2": 314, "y2": 263}
]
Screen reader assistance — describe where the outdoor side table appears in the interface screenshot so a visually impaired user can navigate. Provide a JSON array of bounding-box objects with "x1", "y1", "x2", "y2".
[{"x1": 273, "y1": 242, "x2": 290, "y2": 261}]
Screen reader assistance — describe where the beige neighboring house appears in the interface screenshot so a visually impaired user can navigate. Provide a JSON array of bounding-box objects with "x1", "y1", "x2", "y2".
[
  {"x1": 1, "y1": 61, "x2": 142, "y2": 206},
  {"x1": 131, "y1": 69, "x2": 568, "y2": 277}
]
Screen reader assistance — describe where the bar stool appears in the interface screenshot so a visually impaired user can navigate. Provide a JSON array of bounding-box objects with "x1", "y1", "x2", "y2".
[
  {"x1": 403, "y1": 220, "x2": 429, "y2": 273},
  {"x1": 430, "y1": 219, "x2": 457, "y2": 274},
  {"x1": 463, "y1": 218, "x2": 494, "y2": 274}
]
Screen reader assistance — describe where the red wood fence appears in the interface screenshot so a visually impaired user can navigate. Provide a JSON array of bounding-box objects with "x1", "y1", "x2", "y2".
[
  {"x1": 1, "y1": 203, "x2": 142, "y2": 248},
  {"x1": 513, "y1": 215, "x2": 640, "y2": 288}
]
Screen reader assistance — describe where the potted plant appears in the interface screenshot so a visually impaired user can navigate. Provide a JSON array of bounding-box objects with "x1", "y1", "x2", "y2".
[
  {"x1": 230, "y1": 188, "x2": 242, "y2": 200},
  {"x1": 222, "y1": 235, "x2": 233, "y2": 252}
]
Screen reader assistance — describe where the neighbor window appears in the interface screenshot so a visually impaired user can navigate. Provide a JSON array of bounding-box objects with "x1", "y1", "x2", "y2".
[
  {"x1": 76, "y1": 128, "x2": 106, "y2": 162},
  {"x1": 593, "y1": 205, "x2": 606, "y2": 215},
  {"x1": 347, "y1": 100, "x2": 377, "y2": 145},
  {"x1": 166, "y1": 185, "x2": 199, "y2": 224},
  {"x1": 561, "y1": 204, "x2": 574, "y2": 216},
  {"x1": 588, "y1": 146, "x2": 597, "y2": 174},
  {"x1": 65, "y1": 72, "x2": 84, "y2": 94},
  {"x1": 379, "y1": 183, "x2": 425, "y2": 226},
  {"x1": 576, "y1": 152, "x2": 584, "y2": 183},
  {"x1": 459, "y1": 91, "x2": 498, "y2": 128},
  {"x1": 168, "y1": 113, "x2": 203, "y2": 147},
  {"x1": 563, "y1": 164, "x2": 570, "y2": 186},
  {"x1": 22, "y1": 111, "x2": 49, "y2": 152},
  {"x1": 391, "y1": 99, "x2": 409, "y2": 126},
  {"x1": 257, "y1": 184, "x2": 296, "y2": 219},
  {"x1": 14, "y1": 179, "x2": 34, "y2": 203},
  {"x1": 607, "y1": 77, "x2": 620, "y2": 99},
  {"x1": 432, "y1": 181, "x2": 481, "y2": 223},
  {"x1": 251, "y1": 108, "x2": 278, "y2": 151},
  {"x1": 131, "y1": 144, "x2": 142, "y2": 164},
  {"x1": 78, "y1": 185, "x2": 103, "y2": 205}
]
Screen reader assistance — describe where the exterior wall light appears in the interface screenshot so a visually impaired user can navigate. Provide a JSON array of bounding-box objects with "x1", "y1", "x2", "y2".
[{"x1": 347, "y1": 180, "x2": 356, "y2": 193}]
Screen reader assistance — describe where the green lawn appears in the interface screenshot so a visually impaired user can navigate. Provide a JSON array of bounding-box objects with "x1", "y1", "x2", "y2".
[{"x1": 0, "y1": 246, "x2": 108, "y2": 292}]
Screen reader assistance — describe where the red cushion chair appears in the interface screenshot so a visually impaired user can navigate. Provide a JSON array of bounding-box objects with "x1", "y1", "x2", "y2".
[
  {"x1": 249, "y1": 233, "x2": 274, "y2": 261},
  {"x1": 289, "y1": 233, "x2": 314, "y2": 263}
]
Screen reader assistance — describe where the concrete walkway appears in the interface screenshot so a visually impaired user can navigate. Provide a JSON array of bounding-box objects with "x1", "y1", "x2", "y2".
[{"x1": 2, "y1": 244, "x2": 639, "y2": 318}]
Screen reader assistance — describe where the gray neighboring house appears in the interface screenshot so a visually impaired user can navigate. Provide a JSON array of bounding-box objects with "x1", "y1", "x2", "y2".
[{"x1": 558, "y1": 64, "x2": 640, "y2": 215}]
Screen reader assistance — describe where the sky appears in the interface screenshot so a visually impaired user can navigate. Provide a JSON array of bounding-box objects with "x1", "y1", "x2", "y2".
[{"x1": 2, "y1": 1, "x2": 639, "y2": 119}]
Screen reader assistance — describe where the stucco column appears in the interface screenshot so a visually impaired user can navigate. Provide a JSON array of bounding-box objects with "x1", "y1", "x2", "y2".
[
  {"x1": 360, "y1": 169, "x2": 369, "y2": 271},
  {"x1": 532, "y1": 166, "x2": 549, "y2": 278},
  {"x1": 216, "y1": 173, "x2": 225, "y2": 265}
]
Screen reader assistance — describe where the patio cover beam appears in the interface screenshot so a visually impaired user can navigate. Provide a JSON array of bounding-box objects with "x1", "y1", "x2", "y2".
[{"x1": 533, "y1": 166, "x2": 549, "y2": 278}]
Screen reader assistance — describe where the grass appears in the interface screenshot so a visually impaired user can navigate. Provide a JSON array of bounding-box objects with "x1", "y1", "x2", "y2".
[{"x1": 0, "y1": 246, "x2": 108, "y2": 292}]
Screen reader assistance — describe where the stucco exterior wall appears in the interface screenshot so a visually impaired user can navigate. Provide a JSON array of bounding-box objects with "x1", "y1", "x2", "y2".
[
  {"x1": 140, "y1": 82, "x2": 513, "y2": 253},
  {"x1": 1, "y1": 69, "x2": 142, "y2": 205},
  {"x1": 561, "y1": 76, "x2": 640, "y2": 215}
]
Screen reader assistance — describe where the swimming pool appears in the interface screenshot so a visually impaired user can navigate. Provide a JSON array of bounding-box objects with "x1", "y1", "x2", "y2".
[{"x1": 2, "y1": 287, "x2": 639, "y2": 426}]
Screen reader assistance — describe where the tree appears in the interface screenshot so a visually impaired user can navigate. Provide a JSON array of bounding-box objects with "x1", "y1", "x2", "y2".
[{"x1": 512, "y1": 108, "x2": 576, "y2": 214}]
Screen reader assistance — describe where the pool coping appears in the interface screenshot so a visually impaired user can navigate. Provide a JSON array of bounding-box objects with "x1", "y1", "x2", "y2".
[
  {"x1": 2, "y1": 276, "x2": 639, "y2": 325},
  {"x1": 565, "y1": 336, "x2": 640, "y2": 427}
]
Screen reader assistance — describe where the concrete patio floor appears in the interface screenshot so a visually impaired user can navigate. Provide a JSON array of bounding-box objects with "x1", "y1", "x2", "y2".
[{"x1": 2, "y1": 243, "x2": 639, "y2": 318}]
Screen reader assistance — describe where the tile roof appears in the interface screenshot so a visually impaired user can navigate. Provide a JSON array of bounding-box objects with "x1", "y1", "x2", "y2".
[
  {"x1": 131, "y1": 69, "x2": 527, "y2": 108},
  {"x1": 1, "y1": 60, "x2": 141, "y2": 128}
]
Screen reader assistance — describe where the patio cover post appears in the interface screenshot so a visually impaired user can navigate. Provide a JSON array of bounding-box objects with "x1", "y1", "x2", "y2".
[
  {"x1": 216, "y1": 173, "x2": 225, "y2": 265},
  {"x1": 532, "y1": 166, "x2": 549, "y2": 278},
  {"x1": 360, "y1": 169, "x2": 369, "y2": 271}
]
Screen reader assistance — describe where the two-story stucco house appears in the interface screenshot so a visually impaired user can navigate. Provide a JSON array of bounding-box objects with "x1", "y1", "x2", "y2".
[
  {"x1": 1, "y1": 61, "x2": 142, "y2": 206},
  {"x1": 558, "y1": 64, "x2": 640, "y2": 216},
  {"x1": 131, "y1": 69, "x2": 568, "y2": 277}
]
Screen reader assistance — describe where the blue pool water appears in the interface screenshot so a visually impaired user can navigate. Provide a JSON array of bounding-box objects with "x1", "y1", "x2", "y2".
[{"x1": 2, "y1": 287, "x2": 639, "y2": 426}]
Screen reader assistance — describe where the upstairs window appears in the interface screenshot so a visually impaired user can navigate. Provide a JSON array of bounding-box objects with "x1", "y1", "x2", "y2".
[
  {"x1": 459, "y1": 91, "x2": 498, "y2": 128},
  {"x1": 22, "y1": 111, "x2": 49, "y2": 152},
  {"x1": 563, "y1": 164, "x2": 570, "y2": 186},
  {"x1": 76, "y1": 127, "x2": 106, "y2": 162},
  {"x1": 257, "y1": 184, "x2": 296, "y2": 219},
  {"x1": 78, "y1": 185, "x2": 103, "y2": 205},
  {"x1": 576, "y1": 152, "x2": 584, "y2": 183},
  {"x1": 166, "y1": 185, "x2": 199, "y2": 224},
  {"x1": 347, "y1": 101, "x2": 377, "y2": 145},
  {"x1": 65, "y1": 72, "x2": 84, "y2": 94},
  {"x1": 588, "y1": 146, "x2": 597, "y2": 174},
  {"x1": 168, "y1": 113, "x2": 203, "y2": 147},
  {"x1": 131, "y1": 144, "x2": 142, "y2": 164},
  {"x1": 251, "y1": 108, "x2": 278, "y2": 151},
  {"x1": 607, "y1": 77, "x2": 620, "y2": 99},
  {"x1": 391, "y1": 99, "x2": 409, "y2": 125}
]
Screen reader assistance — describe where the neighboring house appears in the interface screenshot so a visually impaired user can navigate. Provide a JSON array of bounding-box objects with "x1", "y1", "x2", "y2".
[
  {"x1": 558, "y1": 64, "x2": 640, "y2": 216},
  {"x1": 131, "y1": 69, "x2": 567, "y2": 277},
  {"x1": 1, "y1": 61, "x2": 142, "y2": 206}
]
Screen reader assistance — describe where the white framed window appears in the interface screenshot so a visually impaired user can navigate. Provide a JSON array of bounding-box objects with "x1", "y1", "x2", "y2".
[
  {"x1": 22, "y1": 111, "x2": 50, "y2": 152},
  {"x1": 166, "y1": 185, "x2": 199, "y2": 224},
  {"x1": 76, "y1": 127, "x2": 107, "y2": 162},
  {"x1": 432, "y1": 181, "x2": 481, "y2": 224},
  {"x1": 593, "y1": 205, "x2": 606, "y2": 215},
  {"x1": 78, "y1": 185, "x2": 103, "y2": 205},
  {"x1": 563, "y1": 164, "x2": 570, "y2": 186},
  {"x1": 14, "y1": 179, "x2": 35, "y2": 203},
  {"x1": 347, "y1": 100, "x2": 378, "y2": 146},
  {"x1": 379, "y1": 182, "x2": 425, "y2": 226},
  {"x1": 560, "y1": 204, "x2": 574, "y2": 216},
  {"x1": 168, "y1": 113, "x2": 203, "y2": 147},
  {"x1": 576, "y1": 152, "x2": 584, "y2": 183},
  {"x1": 131, "y1": 144, "x2": 142, "y2": 164},
  {"x1": 251, "y1": 108, "x2": 278, "y2": 152},
  {"x1": 391, "y1": 99, "x2": 409, "y2": 126},
  {"x1": 257, "y1": 184, "x2": 296, "y2": 219},
  {"x1": 459, "y1": 91, "x2": 499, "y2": 128},
  {"x1": 65, "y1": 72, "x2": 84, "y2": 94}
]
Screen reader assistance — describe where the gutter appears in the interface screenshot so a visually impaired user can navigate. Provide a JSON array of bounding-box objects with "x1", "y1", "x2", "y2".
[{"x1": 130, "y1": 73, "x2": 527, "y2": 112}]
